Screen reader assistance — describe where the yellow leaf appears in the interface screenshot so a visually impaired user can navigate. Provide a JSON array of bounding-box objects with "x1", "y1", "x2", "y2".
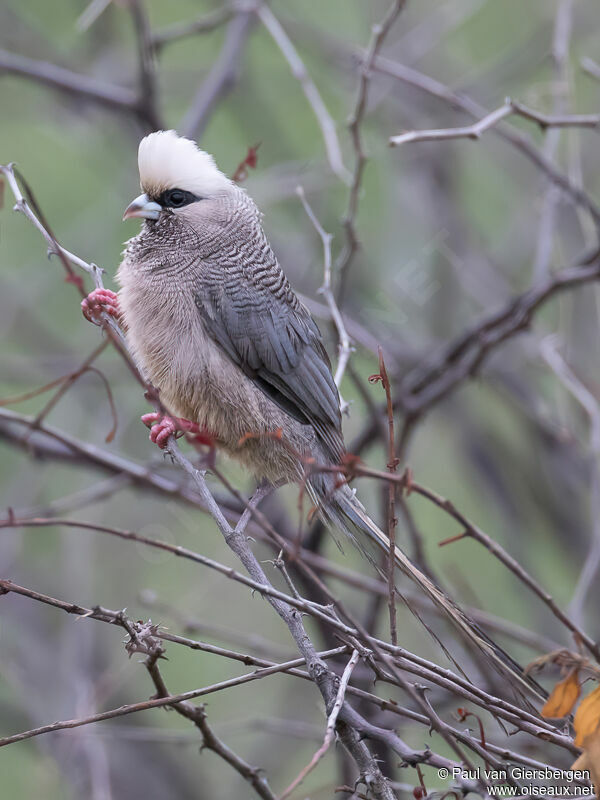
[
  {"x1": 541, "y1": 670, "x2": 581, "y2": 719},
  {"x1": 574, "y1": 685, "x2": 600, "y2": 747},
  {"x1": 572, "y1": 725, "x2": 600, "y2": 794}
]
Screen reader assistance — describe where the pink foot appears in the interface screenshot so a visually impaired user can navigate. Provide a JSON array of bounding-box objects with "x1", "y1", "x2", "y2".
[
  {"x1": 142, "y1": 413, "x2": 203, "y2": 449},
  {"x1": 81, "y1": 288, "x2": 120, "y2": 325}
]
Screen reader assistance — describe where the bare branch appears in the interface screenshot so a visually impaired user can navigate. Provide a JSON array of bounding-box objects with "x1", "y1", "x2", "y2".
[
  {"x1": 151, "y1": 6, "x2": 234, "y2": 51},
  {"x1": 581, "y1": 56, "x2": 600, "y2": 82},
  {"x1": 257, "y1": 5, "x2": 349, "y2": 183},
  {"x1": 335, "y1": 0, "x2": 407, "y2": 300},
  {"x1": 128, "y1": 0, "x2": 163, "y2": 130},
  {"x1": 389, "y1": 99, "x2": 600, "y2": 147},
  {"x1": 296, "y1": 186, "x2": 353, "y2": 407},
  {"x1": 0, "y1": 47, "x2": 138, "y2": 114},
  {"x1": 280, "y1": 649, "x2": 360, "y2": 799},
  {"x1": 181, "y1": 10, "x2": 255, "y2": 139},
  {"x1": 374, "y1": 56, "x2": 600, "y2": 228}
]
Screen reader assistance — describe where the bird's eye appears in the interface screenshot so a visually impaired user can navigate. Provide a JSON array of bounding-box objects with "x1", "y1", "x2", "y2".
[
  {"x1": 166, "y1": 190, "x2": 186, "y2": 207},
  {"x1": 159, "y1": 188, "x2": 200, "y2": 209}
]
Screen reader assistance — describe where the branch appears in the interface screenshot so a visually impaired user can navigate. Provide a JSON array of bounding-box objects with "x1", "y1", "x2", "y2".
[
  {"x1": 373, "y1": 55, "x2": 600, "y2": 228},
  {"x1": 335, "y1": 0, "x2": 407, "y2": 300},
  {"x1": 128, "y1": 0, "x2": 163, "y2": 130},
  {"x1": 401, "y1": 258, "x2": 600, "y2": 415},
  {"x1": 151, "y1": 6, "x2": 234, "y2": 51},
  {"x1": 143, "y1": 644, "x2": 278, "y2": 800},
  {"x1": 296, "y1": 186, "x2": 353, "y2": 407},
  {"x1": 404, "y1": 475, "x2": 600, "y2": 662},
  {"x1": 280, "y1": 649, "x2": 360, "y2": 799},
  {"x1": 257, "y1": 5, "x2": 349, "y2": 183},
  {"x1": 181, "y1": 10, "x2": 255, "y2": 138},
  {"x1": 0, "y1": 47, "x2": 138, "y2": 113},
  {"x1": 389, "y1": 99, "x2": 600, "y2": 146}
]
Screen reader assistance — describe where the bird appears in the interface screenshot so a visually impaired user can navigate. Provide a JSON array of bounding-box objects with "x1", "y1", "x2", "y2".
[{"x1": 82, "y1": 130, "x2": 543, "y2": 701}]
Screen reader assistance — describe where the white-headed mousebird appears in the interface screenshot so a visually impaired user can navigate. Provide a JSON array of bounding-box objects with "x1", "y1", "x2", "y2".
[{"x1": 82, "y1": 130, "x2": 543, "y2": 701}]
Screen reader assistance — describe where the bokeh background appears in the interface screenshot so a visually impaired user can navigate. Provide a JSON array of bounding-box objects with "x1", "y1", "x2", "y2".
[{"x1": 1, "y1": 0, "x2": 600, "y2": 797}]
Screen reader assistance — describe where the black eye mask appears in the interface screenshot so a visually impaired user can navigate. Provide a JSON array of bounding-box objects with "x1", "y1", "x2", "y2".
[{"x1": 158, "y1": 188, "x2": 201, "y2": 209}]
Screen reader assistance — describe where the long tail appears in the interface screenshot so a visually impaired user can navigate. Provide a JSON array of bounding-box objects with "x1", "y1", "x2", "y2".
[{"x1": 318, "y1": 481, "x2": 545, "y2": 702}]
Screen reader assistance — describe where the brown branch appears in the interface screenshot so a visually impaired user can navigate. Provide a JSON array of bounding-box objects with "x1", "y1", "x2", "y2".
[
  {"x1": 369, "y1": 350, "x2": 399, "y2": 646},
  {"x1": 142, "y1": 639, "x2": 278, "y2": 800},
  {"x1": 335, "y1": 0, "x2": 407, "y2": 302},
  {"x1": 401, "y1": 258, "x2": 600, "y2": 415}
]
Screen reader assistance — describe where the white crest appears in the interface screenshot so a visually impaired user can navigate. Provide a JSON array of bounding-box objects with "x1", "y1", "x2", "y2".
[{"x1": 137, "y1": 130, "x2": 233, "y2": 197}]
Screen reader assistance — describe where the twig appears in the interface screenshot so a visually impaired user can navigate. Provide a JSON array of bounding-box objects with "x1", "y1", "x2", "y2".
[
  {"x1": 374, "y1": 56, "x2": 600, "y2": 227},
  {"x1": 336, "y1": 0, "x2": 407, "y2": 301},
  {"x1": 389, "y1": 99, "x2": 600, "y2": 147},
  {"x1": 296, "y1": 186, "x2": 353, "y2": 407},
  {"x1": 581, "y1": 56, "x2": 600, "y2": 82},
  {"x1": 28, "y1": 341, "x2": 116, "y2": 440},
  {"x1": 0, "y1": 47, "x2": 138, "y2": 114},
  {"x1": 369, "y1": 350, "x2": 399, "y2": 646},
  {"x1": 142, "y1": 639, "x2": 278, "y2": 800},
  {"x1": 405, "y1": 478, "x2": 600, "y2": 662},
  {"x1": 400, "y1": 258, "x2": 600, "y2": 415},
  {"x1": 151, "y1": 6, "x2": 234, "y2": 51},
  {"x1": 164, "y1": 442, "x2": 397, "y2": 800},
  {"x1": 181, "y1": 10, "x2": 255, "y2": 138},
  {"x1": 532, "y1": 0, "x2": 573, "y2": 282},
  {"x1": 257, "y1": 5, "x2": 349, "y2": 183},
  {"x1": 280, "y1": 649, "x2": 360, "y2": 799},
  {"x1": 128, "y1": 0, "x2": 163, "y2": 130}
]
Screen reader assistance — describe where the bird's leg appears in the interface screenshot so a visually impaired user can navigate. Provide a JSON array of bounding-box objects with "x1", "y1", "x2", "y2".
[{"x1": 81, "y1": 288, "x2": 121, "y2": 326}]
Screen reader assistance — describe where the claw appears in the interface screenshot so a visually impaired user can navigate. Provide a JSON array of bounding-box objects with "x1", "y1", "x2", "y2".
[
  {"x1": 142, "y1": 413, "x2": 212, "y2": 451},
  {"x1": 82, "y1": 288, "x2": 120, "y2": 325}
]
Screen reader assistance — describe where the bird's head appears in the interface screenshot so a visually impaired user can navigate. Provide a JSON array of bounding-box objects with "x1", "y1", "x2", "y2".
[{"x1": 123, "y1": 130, "x2": 235, "y2": 223}]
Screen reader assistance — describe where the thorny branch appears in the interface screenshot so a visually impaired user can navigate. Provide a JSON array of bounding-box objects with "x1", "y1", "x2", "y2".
[
  {"x1": 0, "y1": 163, "x2": 398, "y2": 799},
  {"x1": 3, "y1": 5, "x2": 600, "y2": 796}
]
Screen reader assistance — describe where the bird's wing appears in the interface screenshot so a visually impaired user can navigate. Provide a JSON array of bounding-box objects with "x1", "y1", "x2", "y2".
[{"x1": 194, "y1": 261, "x2": 344, "y2": 462}]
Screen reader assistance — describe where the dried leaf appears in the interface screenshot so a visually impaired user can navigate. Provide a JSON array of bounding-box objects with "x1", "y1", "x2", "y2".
[
  {"x1": 574, "y1": 685, "x2": 600, "y2": 747},
  {"x1": 541, "y1": 670, "x2": 581, "y2": 719},
  {"x1": 571, "y1": 725, "x2": 600, "y2": 792}
]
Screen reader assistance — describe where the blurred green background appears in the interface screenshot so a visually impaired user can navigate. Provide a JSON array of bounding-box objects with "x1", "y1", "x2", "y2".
[{"x1": 1, "y1": 0, "x2": 600, "y2": 797}]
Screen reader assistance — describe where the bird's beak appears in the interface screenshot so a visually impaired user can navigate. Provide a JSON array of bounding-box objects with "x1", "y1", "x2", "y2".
[{"x1": 123, "y1": 193, "x2": 162, "y2": 221}]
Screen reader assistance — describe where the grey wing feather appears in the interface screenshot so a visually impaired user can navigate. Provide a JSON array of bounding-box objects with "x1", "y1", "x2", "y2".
[{"x1": 195, "y1": 266, "x2": 344, "y2": 462}]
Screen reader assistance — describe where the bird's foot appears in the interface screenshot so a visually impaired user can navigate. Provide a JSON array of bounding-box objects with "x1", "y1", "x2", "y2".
[
  {"x1": 81, "y1": 288, "x2": 120, "y2": 326},
  {"x1": 142, "y1": 413, "x2": 204, "y2": 449}
]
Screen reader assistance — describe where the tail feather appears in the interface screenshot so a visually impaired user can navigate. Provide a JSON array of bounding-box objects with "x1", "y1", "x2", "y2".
[{"x1": 324, "y1": 482, "x2": 546, "y2": 702}]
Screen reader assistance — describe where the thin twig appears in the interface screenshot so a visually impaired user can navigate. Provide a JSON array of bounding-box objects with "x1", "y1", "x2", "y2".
[
  {"x1": 336, "y1": 0, "x2": 407, "y2": 301},
  {"x1": 151, "y1": 6, "x2": 234, "y2": 51},
  {"x1": 369, "y1": 350, "x2": 399, "y2": 646},
  {"x1": 389, "y1": 98, "x2": 600, "y2": 147},
  {"x1": 181, "y1": 10, "x2": 255, "y2": 138},
  {"x1": 374, "y1": 56, "x2": 600, "y2": 227},
  {"x1": 296, "y1": 185, "x2": 353, "y2": 407},
  {"x1": 257, "y1": 5, "x2": 349, "y2": 183},
  {"x1": 280, "y1": 649, "x2": 360, "y2": 799}
]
